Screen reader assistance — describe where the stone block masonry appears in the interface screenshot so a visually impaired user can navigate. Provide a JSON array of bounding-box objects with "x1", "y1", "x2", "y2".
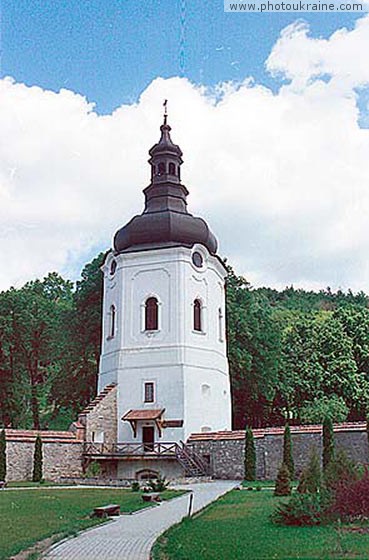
[
  {"x1": 188, "y1": 422, "x2": 369, "y2": 480},
  {"x1": 4, "y1": 429, "x2": 83, "y2": 482},
  {"x1": 78, "y1": 383, "x2": 117, "y2": 443}
]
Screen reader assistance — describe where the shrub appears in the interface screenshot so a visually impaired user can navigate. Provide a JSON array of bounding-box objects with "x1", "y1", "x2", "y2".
[
  {"x1": 244, "y1": 427, "x2": 256, "y2": 481},
  {"x1": 297, "y1": 448, "x2": 321, "y2": 494},
  {"x1": 272, "y1": 493, "x2": 323, "y2": 526},
  {"x1": 32, "y1": 435, "x2": 43, "y2": 483},
  {"x1": 283, "y1": 424, "x2": 294, "y2": 478},
  {"x1": 323, "y1": 416, "x2": 335, "y2": 471},
  {"x1": 149, "y1": 475, "x2": 169, "y2": 492},
  {"x1": 330, "y1": 467, "x2": 369, "y2": 520},
  {"x1": 274, "y1": 462, "x2": 291, "y2": 496},
  {"x1": 323, "y1": 448, "x2": 358, "y2": 494},
  {"x1": 0, "y1": 429, "x2": 6, "y2": 481},
  {"x1": 85, "y1": 460, "x2": 101, "y2": 478},
  {"x1": 131, "y1": 481, "x2": 140, "y2": 492}
]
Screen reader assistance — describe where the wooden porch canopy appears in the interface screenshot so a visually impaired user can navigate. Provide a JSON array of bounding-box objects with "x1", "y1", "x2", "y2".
[{"x1": 122, "y1": 408, "x2": 165, "y2": 437}]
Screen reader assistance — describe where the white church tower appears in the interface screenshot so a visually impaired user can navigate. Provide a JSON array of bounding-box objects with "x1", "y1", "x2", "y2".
[{"x1": 98, "y1": 109, "x2": 232, "y2": 449}]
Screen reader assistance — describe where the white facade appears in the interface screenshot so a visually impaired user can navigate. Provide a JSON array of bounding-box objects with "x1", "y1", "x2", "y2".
[{"x1": 98, "y1": 242, "x2": 232, "y2": 443}]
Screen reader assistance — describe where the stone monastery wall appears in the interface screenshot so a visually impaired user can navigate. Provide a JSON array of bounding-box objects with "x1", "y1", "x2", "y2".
[
  {"x1": 188, "y1": 422, "x2": 369, "y2": 480},
  {"x1": 3, "y1": 421, "x2": 368, "y2": 482},
  {"x1": 4, "y1": 429, "x2": 83, "y2": 482}
]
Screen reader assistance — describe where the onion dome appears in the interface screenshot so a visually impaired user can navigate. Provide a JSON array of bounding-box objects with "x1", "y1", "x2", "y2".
[{"x1": 114, "y1": 105, "x2": 218, "y2": 255}]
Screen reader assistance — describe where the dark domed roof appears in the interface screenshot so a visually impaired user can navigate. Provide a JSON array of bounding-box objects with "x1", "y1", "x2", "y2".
[{"x1": 113, "y1": 113, "x2": 218, "y2": 255}]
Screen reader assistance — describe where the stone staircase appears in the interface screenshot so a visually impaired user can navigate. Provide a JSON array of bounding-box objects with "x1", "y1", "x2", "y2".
[
  {"x1": 175, "y1": 441, "x2": 209, "y2": 477},
  {"x1": 78, "y1": 383, "x2": 117, "y2": 419}
]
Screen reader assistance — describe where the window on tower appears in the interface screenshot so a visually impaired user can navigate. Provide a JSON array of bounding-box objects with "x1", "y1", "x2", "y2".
[
  {"x1": 144, "y1": 382, "x2": 155, "y2": 403},
  {"x1": 194, "y1": 299, "x2": 202, "y2": 332},
  {"x1": 145, "y1": 297, "x2": 159, "y2": 331},
  {"x1": 109, "y1": 305, "x2": 116, "y2": 338},
  {"x1": 158, "y1": 162, "x2": 166, "y2": 175},
  {"x1": 168, "y1": 162, "x2": 176, "y2": 175}
]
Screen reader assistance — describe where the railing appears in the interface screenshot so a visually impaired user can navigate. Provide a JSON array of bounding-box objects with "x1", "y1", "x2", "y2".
[
  {"x1": 84, "y1": 441, "x2": 178, "y2": 457},
  {"x1": 175, "y1": 441, "x2": 209, "y2": 475}
]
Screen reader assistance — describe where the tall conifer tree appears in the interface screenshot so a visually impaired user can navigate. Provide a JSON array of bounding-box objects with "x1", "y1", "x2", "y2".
[
  {"x1": 0, "y1": 429, "x2": 6, "y2": 481},
  {"x1": 32, "y1": 435, "x2": 43, "y2": 482},
  {"x1": 323, "y1": 416, "x2": 335, "y2": 470},
  {"x1": 282, "y1": 424, "x2": 294, "y2": 477},
  {"x1": 244, "y1": 427, "x2": 256, "y2": 481}
]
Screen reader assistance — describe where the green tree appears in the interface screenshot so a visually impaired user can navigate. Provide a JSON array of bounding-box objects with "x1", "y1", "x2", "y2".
[
  {"x1": 275, "y1": 462, "x2": 291, "y2": 496},
  {"x1": 32, "y1": 435, "x2": 43, "y2": 482},
  {"x1": 0, "y1": 274, "x2": 74, "y2": 429},
  {"x1": 322, "y1": 416, "x2": 335, "y2": 471},
  {"x1": 0, "y1": 429, "x2": 6, "y2": 481},
  {"x1": 244, "y1": 427, "x2": 256, "y2": 481},
  {"x1": 299, "y1": 395, "x2": 349, "y2": 424},
  {"x1": 297, "y1": 448, "x2": 321, "y2": 494},
  {"x1": 283, "y1": 424, "x2": 294, "y2": 477},
  {"x1": 53, "y1": 253, "x2": 105, "y2": 414},
  {"x1": 226, "y1": 266, "x2": 281, "y2": 427}
]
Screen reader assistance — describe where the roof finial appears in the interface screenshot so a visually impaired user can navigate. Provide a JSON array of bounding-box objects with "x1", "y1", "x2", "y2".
[{"x1": 163, "y1": 99, "x2": 168, "y2": 125}]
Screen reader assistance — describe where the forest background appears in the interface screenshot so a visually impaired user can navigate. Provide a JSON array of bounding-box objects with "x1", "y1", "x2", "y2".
[{"x1": 1, "y1": 252, "x2": 368, "y2": 431}]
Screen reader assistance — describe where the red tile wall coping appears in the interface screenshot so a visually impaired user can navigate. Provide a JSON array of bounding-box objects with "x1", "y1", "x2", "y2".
[
  {"x1": 3, "y1": 429, "x2": 79, "y2": 444},
  {"x1": 188, "y1": 422, "x2": 367, "y2": 442}
]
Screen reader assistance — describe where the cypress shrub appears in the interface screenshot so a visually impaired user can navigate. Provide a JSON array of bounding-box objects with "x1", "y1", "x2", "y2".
[
  {"x1": 244, "y1": 427, "x2": 256, "y2": 481},
  {"x1": 283, "y1": 424, "x2": 294, "y2": 478},
  {"x1": 297, "y1": 448, "x2": 321, "y2": 494},
  {"x1": 0, "y1": 429, "x2": 6, "y2": 481},
  {"x1": 275, "y1": 462, "x2": 292, "y2": 496},
  {"x1": 323, "y1": 416, "x2": 335, "y2": 471},
  {"x1": 32, "y1": 435, "x2": 43, "y2": 482}
]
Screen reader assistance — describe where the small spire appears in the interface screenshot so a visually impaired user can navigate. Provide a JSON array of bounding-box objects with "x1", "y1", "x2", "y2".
[{"x1": 163, "y1": 99, "x2": 168, "y2": 125}]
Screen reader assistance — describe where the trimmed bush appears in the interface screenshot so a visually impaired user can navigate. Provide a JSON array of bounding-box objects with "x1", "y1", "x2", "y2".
[
  {"x1": 274, "y1": 462, "x2": 291, "y2": 496},
  {"x1": 244, "y1": 427, "x2": 256, "y2": 481},
  {"x1": 297, "y1": 448, "x2": 321, "y2": 494},
  {"x1": 282, "y1": 424, "x2": 294, "y2": 477},
  {"x1": 272, "y1": 493, "x2": 323, "y2": 526},
  {"x1": 0, "y1": 429, "x2": 6, "y2": 481},
  {"x1": 32, "y1": 435, "x2": 43, "y2": 483},
  {"x1": 323, "y1": 416, "x2": 335, "y2": 471},
  {"x1": 324, "y1": 448, "x2": 358, "y2": 493},
  {"x1": 131, "y1": 481, "x2": 140, "y2": 492}
]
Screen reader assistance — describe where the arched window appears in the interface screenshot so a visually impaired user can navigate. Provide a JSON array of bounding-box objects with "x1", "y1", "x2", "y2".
[
  {"x1": 168, "y1": 162, "x2": 176, "y2": 175},
  {"x1": 109, "y1": 305, "x2": 116, "y2": 338},
  {"x1": 218, "y1": 307, "x2": 224, "y2": 341},
  {"x1": 194, "y1": 299, "x2": 202, "y2": 332},
  {"x1": 110, "y1": 259, "x2": 117, "y2": 276},
  {"x1": 157, "y1": 162, "x2": 166, "y2": 175},
  {"x1": 145, "y1": 297, "x2": 158, "y2": 331}
]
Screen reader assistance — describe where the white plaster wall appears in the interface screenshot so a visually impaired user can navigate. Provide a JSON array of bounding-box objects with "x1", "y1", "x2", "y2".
[{"x1": 98, "y1": 244, "x2": 232, "y2": 443}]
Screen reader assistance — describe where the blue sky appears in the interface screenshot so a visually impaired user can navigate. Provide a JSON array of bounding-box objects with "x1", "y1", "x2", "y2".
[
  {"x1": 1, "y1": 0, "x2": 362, "y2": 113},
  {"x1": 1, "y1": 1, "x2": 369, "y2": 291}
]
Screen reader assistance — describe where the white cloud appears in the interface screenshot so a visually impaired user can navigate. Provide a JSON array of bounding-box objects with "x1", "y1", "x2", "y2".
[{"x1": 2, "y1": 15, "x2": 369, "y2": 291}]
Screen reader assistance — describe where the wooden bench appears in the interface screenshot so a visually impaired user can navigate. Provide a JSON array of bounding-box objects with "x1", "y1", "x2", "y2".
[
  {"x1": 142, "y1": 492, "x2": 161, "y2": 503},
  {"x1": 92, "y1": 504, "x2": 120, "y2": 518}
]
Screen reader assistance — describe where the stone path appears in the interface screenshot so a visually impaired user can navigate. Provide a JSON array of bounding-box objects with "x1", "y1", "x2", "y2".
[{"x1": 43, "y1": 481, "x2": 238, "y2": 560}]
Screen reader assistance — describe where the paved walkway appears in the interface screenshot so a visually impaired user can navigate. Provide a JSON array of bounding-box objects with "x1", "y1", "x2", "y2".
[{"x1": 43, "y1": 481, "x2": 238, "y2": 560}]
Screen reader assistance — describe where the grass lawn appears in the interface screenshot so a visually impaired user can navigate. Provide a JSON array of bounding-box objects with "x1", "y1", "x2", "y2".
[
  {"x1": 0, "y1": 487, "x2": 182, "y2": 560},
  {"x1": 152, "y1": 489, "x2": 369, "y2": 560}
]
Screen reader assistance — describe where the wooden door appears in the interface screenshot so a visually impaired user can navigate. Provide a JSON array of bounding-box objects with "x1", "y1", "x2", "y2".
[{"x1": 142, "y1": 426, "x2": 155, "y2": 452}]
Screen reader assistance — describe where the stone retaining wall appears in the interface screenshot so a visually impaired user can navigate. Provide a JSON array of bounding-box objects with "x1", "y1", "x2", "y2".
[
  {"x1": 4, "y1": 430, "x2": 84, "y2": 482},
  {"x1": 189, "y1": 422, "x2": 369, "y2": 480}
]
